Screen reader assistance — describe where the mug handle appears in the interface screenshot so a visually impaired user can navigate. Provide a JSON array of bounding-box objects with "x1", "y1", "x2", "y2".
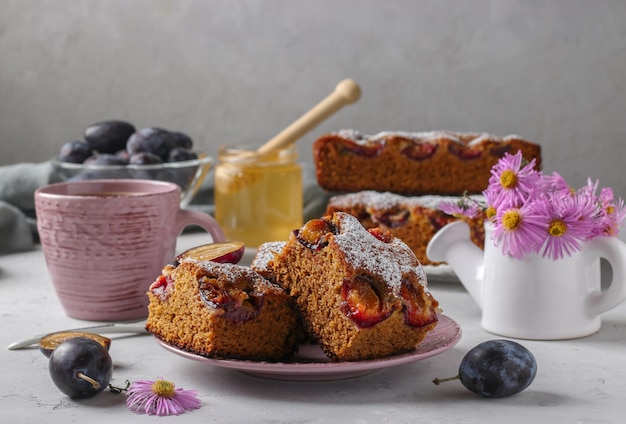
[
  {"x1": 585, "y1": 236, "x2": 626, "y2": 316},
  {"x1": 174, "y1": 209, "x2": 226, "y2": 243}
]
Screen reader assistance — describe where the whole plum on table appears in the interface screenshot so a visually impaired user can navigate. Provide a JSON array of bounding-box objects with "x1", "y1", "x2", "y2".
[
  {"x1": 433, "y1": 339, "x2": 537, "y2": 398},
  {"x1": 48, "y1": 337, "x2": 113, "y2": 399},
  {"x1": 58, "y1": 140, "x2": 92, "y2": 164},
  {"x1": 84, "y1": 120, "x2": 136, "y2": 154}
]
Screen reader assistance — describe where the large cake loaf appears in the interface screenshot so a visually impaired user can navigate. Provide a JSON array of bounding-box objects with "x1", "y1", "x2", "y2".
[{"x1": 313, "y1": 130, "x2": 541, "y2": 195}]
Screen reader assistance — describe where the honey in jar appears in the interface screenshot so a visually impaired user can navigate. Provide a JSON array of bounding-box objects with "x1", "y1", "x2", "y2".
[{"x1": 214, "y1": 144, "x2": 303, "y2": 247}]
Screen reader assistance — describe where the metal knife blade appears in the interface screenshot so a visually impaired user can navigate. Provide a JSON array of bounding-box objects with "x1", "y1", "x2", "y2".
[{"x1": 7, "y1": 322, "x2": 148, "y2": 350}]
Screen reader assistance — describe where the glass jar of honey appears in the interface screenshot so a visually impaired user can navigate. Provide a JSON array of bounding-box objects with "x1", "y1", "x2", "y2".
[{"x1": 214, "y1": 143, "x2": 303, "y2": 247}]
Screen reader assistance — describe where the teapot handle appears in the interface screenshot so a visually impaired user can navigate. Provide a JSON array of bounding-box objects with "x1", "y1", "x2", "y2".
[{"x1": 584, "y1": 236, "x2": 626, "y2": 316}]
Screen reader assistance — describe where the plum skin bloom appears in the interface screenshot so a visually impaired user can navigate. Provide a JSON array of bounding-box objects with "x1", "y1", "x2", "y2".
[{"x1": 126, "y1": 377, "x2": 201, "y2": 416}]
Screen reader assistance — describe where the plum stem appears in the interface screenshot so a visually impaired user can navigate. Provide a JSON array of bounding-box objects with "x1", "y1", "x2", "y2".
[
  {"x1": 432, "y1": 374, "x2": 460, "y2": 385},
  {"x1": 76, "y1": 371, "x2": 101, "y2": 390}
]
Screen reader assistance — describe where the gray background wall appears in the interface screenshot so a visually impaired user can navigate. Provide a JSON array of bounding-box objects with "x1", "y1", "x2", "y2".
[{"x1": 1, "y1": 0, "x2": 625, "y2": 199}]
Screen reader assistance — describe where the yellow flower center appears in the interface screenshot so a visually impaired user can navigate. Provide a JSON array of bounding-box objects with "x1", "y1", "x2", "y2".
[
  {"x1": 502, "y1": 210, "x2": 522, "y2": 230},
  {"x1": 548, "y1": 220, "x2": 567, "y2": 237},
  {"x1": 485, "y1": 206, "x2": 497, "y2": 220},
  {"x1": 500, "y1": 170, "x2": 518, "y2": 189},
  {"x1": 152, "y1": 380, "x2": 176, "y2": 397}
]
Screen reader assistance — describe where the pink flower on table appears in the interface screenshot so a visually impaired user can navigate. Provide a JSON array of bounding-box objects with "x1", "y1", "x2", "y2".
[{"x1": 126, "y1": 377, "x2": 201, "y2": 416}]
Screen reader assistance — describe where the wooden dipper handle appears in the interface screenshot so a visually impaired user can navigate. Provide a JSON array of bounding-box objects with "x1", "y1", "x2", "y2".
[{"x1": 256, "y1": 79, "x2": 361, "y2": 155}]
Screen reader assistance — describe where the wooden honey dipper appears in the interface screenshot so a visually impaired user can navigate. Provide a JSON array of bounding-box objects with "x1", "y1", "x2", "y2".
[
  {"x1": 256, "y1": 79, "x2": 361, "y2": 155},
  {"x1": 217, "y1": 79, "x2": 361, "y2": 194}
]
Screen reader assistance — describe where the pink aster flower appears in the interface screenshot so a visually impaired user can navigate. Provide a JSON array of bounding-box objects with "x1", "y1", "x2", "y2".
[
  {"x1": 486, "y1": 151, "x2": 541, "y2": 209},
  {"x1": 594, "y1": 186, "x2": 626, "y2": 236},
  {"x1": 576, "y1": 180, "x2": 626, "y2": 237},
  {"x1": 538, "y1": 171, "x2": 572, "y2": 196},
  {"x1": 126, "y1": 378, "x2": 201, "y2": 416},
  {"x1": 491, "y1": 202, "x2": 546, "y2": 259},
  {"x1": 604, "y1": 196, "x2": 626, "y2": 236},
  {"x1": 533, "y1": 192, "x2": 598, "y2": 260},
  {"x1": 438, "y1": 195, "x2": 484, "y2": 219},
  {"x1": 479, "y1": 152, "x2": 624, "y2": 260}
]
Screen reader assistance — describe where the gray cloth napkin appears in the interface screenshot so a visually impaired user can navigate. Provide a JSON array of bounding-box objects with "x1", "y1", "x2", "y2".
[
  {"x1": 0, "y1": 161, "x2": 60, "y2": 254},
  {"x1": 0, "y1": 161, "x2": 331, "y2": 254}
]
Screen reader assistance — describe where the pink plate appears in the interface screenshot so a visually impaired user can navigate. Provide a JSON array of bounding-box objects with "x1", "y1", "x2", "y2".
[{"x1": 155, "y1": 314, "x2": 461, "y2": 381}]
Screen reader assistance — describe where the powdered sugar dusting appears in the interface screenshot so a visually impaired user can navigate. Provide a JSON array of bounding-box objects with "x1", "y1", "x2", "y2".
[
  {"x1": 329, "y1": 190, "x2": 484, "y2": 211},
  {"x1": 252, "y1": 241, "x2": 286, "y2": 273},
  {"x1": 330, "y1": 212, "x2": 428, "y2": 291},
  {"x1": 179, "y1": 258, "x2": 282, "y2": 294},
  {"x1": 333, "y1": 129, "x2": 510, "y2": 145}
]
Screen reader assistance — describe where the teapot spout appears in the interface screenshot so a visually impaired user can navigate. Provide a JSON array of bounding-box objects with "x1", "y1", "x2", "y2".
[{"x1": 426, "y1": 221, "x2": 485, "y2": 308}]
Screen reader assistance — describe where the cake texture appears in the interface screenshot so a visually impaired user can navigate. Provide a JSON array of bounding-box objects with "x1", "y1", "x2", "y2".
[
  {"x1": 269, "y1": 212, "x2": 440, "y2": 361},
  {"x1": 313, "y1": 130, "x2": 542, "y2": 195},
  {"x1": 325, "y1": 191, "x2": 485, "y2": 266},
  {"x1": 251, "y1": 241, "x2": 313, "y2": 345},
  {"x1": 250, "y1": 241, "x2": 286, "y2": 281},
  {"x1": 146, "y1": 259, "x2": 299, "y2": 361}
]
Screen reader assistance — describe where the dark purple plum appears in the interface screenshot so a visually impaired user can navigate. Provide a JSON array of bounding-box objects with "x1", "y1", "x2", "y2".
[
  {"x1": 129, "y1": 152, "x2": 164, "y2": 165},
  {"x1": 459, "y1": 340, "x2": 537, "y2": 397},
  {"x1": 167, "y1": 147, "x2": 198, "y2": 162},
  {"x1": 84, "y1": 120, "x2": 135, "y2": 154},
  {"x1": 84, "y1": 153, "x2": 128, "y2": 166},
  {"x1": 114, "y1": 149, "x2": 130, "y2": 161},
  {"x1": 58, "y1": 140, "x2": 93, "y2": 163},
  {"x1": 126, "y1": 127, "x2": 174, "y2": 159},
  {"x1": 129, "y1": 152, "x2": 165, "y2": 180},
  {"x1": 434, "y1": 339, "x2": 537, "y2": 398},
  {"x1": 169, "y1": 131, "x2": 193, "y2": 150},
  {"x1": 79, "y1": 154, "x2": 131, "y2": 179},
  {"x1": 48, "y1": 337, "x2": 113, "y2": 399}
]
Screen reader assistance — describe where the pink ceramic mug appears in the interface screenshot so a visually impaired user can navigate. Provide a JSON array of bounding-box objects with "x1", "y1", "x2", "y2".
[{"x1": 35, "y1": 179, "x2": 225, "y2": 321}]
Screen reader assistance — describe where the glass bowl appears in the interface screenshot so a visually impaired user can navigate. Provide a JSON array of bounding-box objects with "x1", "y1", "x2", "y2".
[{"x1": 51, "y1": 155, "x2": 213, "y2": 208}]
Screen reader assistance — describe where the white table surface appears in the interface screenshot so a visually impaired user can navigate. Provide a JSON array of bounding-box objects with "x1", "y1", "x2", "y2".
[{"x1": 2, "y1": 231, "x2": 626, "y2": 424}]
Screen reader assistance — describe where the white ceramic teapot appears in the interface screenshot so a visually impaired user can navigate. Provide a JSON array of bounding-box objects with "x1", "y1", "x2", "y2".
[{"x1": 426, "y1": 221, "x2": 626, "y2": 340}]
